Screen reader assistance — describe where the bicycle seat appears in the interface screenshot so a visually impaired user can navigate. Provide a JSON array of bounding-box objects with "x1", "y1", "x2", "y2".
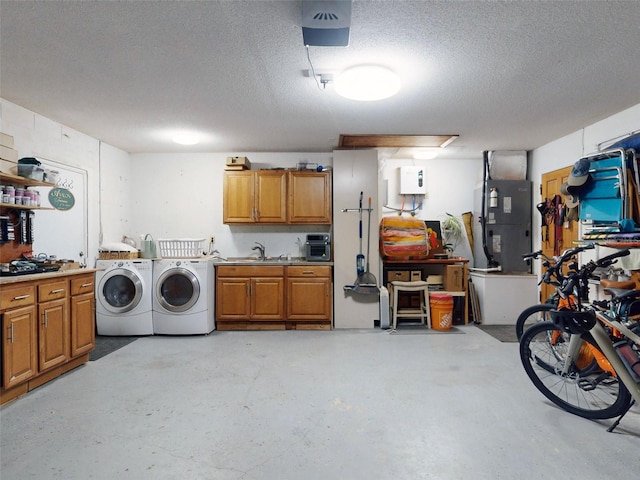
[
  {"x1": 599, "y1": 278, "x2": 636, "y2": 291},
  {"x1": 603, "y1": 288, "x2": 640, "y2": 302}
]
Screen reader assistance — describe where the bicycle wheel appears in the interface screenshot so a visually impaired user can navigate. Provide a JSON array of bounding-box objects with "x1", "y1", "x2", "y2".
[
  {"x1": 519, "y1": 321, "x2": 632, "y2": 420},
  {"x1": 515, "y1": 303, "x2": 554, "y2": 340}
]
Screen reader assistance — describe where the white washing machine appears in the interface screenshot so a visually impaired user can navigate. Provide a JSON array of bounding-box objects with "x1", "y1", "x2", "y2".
[
  {"x1": 152, "y1": 257, "x2": 215, "y2": 334},
  {"x1": 95, "y1": 259, "x2": 154, "y2": 335}
]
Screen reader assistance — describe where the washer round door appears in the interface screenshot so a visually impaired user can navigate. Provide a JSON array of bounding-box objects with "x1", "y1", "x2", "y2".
[
  {"x1": 156, "y1": 267, "x2": 200, "y2": 313},
  {"x1": 99, "y1": 268, "x2": 144, "y2": 314}
]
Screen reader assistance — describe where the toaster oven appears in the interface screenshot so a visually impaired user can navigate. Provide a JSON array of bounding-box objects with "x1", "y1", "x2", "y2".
[{"x1": 305, "y1": 234, "x2": 331, "y2": 261}]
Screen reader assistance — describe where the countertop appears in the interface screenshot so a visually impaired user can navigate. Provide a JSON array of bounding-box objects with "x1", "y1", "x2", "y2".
[
  {"x1": 213, "y1": 257, "x2": 333, "y2": 266},
  {"x1": 0, "y1": 268, "x2": 98, "y2": 285}
]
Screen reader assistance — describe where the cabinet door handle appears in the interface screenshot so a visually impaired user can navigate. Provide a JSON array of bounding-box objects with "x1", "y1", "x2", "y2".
[
  {"x1": 13, "y1": 294, "x2": 31, "y2": 301},
  {"x1": 80, "y1": 282, "x2": 93, "y2": 288},
  {"x1": 8, "y1": 323, "x2": 14, "y2": 343},
  {"x1": 302, "y1": 270, "x2": 314, "y2": 275},
  {"x1": 50, "y1": 288, "x2": 65, "y2": 294},
  {"x1": 42, "y1": 311, "x2": 48, "y2": 328}
]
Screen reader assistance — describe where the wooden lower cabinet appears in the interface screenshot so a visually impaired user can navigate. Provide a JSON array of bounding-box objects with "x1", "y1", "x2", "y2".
[
  {"x1": 286, "y1": 266, "x2": 332, "y2": 326},
  {"x1": 216, "y1": 264, "x2": 332, "y2": 330},
  {"x1": 1, "y1": 271, "x2": 96, "y2": 405},
  {"x1": 2, "y1": 305, "x2": 38, "y2": 389},
  {"x1": 38, "y1": 297, "x2": 69, "y2": 371}
]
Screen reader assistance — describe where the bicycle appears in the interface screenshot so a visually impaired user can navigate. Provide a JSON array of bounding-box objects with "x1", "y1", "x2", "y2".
[
  {"x1": 519, "y1": 248, "x2": 640, "y2": 432},
  {"x1": 515, "y1": 244, "x2": 594, "y2": 340}
]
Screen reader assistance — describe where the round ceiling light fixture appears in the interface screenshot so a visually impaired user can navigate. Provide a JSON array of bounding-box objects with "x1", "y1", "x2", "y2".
[
  {"x1": 334, "y1": 65, "x2": 401, "y2": 101},
  {"x1": 172, "y1": 131, "x2": 201, "y2": 145},
  {"x1": 413, "y1": 148, "x2": 441, "y2": 160}
]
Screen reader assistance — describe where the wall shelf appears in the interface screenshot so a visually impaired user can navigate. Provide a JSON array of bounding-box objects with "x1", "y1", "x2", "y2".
[
  {"x1": 0, "y1": 203, "x2": 54, "y2": 210},
  {"x1": 0, "y1": 172, "x2": 57, "y2": 188}
]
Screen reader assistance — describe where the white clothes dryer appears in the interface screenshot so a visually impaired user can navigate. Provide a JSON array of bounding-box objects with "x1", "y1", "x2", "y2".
[
  {"x1": 95, "y1": 259, "x2": 154, "y2": 335},
  {"x1": 152, "y1": 257, "x2": 215, "y2": 334}
]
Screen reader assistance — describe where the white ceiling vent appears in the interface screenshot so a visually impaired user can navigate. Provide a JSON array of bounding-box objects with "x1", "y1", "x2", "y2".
[{"x1": 302, "y1": 0, "x2": 352, "y2": 47}]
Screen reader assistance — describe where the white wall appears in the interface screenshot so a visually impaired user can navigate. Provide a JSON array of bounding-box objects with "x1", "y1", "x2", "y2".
[
  {"x1": 379, "y1": 156, "x2": 478, "y2": 261},
  {"x1": 529, "y1": 102, "x2": 640, "y2": 276},
  {"x1": 98, "y1": 142, "x2": 132, "y2": 247},
  {"x1": 333, "y1": 149, "x2": 380, "y2": 328},
  {"x1": 0, "y1": 99, "x2": 129, "y2": 266},
  {"x1": 129, "y1": 152, "x2": 332, "y2": 259}
]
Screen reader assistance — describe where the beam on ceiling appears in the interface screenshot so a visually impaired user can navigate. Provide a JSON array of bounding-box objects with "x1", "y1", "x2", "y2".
[{"x1": 338, "y1": 134, "x2": 458, "y2": 149}]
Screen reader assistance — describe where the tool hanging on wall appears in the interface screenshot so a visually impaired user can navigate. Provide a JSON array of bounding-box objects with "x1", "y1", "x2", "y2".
[
  {"x1": 356, "y1": 191, "x2": 365, "y2": 276},
  {"x1": 342, "y1": 194, "x2": 378, "y2": 295},
  {"x1": 357, "y1": 197, "x2": 377, "y2": 286}
]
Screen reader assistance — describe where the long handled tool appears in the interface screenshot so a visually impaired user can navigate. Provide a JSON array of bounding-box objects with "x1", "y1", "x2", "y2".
[
  {"x1": 356, "y1": 197, "x2": 377, "y2": 287},
  {"x1": 356, "y1": 191, "x2": 365, "y2": 276}
]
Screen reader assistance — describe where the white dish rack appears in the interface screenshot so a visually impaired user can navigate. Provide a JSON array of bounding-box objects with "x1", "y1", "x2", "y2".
[{"x1": 157, "y1": 238, "x2": 205, "y2": 258}]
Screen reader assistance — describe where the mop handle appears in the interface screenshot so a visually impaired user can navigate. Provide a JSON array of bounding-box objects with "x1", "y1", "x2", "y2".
[{"x1": 366, "y1": 197, "x2": 372, "y2": 264}]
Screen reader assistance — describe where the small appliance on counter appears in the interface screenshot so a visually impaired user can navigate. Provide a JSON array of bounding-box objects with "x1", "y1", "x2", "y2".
[
  {"x1": 305, "y1": 233, "x2": 331, "y2": 261},
  {"x1": 0, "y1": 256, "x2": 61, "y2": 276}
]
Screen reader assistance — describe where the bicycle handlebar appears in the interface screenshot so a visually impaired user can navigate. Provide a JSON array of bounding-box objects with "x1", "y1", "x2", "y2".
[
  {"x1": 594, "y1": 249, "x2": 630, "y2": 268},
  {"x1": 556, "y1": 248, "x2": 631, "y2": 298},
  {"x1": 557, "y1": 243, "x2": 595, "y2": 263},
  {"x1": 522, "y1": 250, "x2": 543, "y2": 260}
]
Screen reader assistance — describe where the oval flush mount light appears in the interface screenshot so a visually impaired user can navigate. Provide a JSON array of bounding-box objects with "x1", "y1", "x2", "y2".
[
  {"x1": 334, "y1": 65, "x2": 401, "y2": 101},
  {"x1": 413, "y1": 148, "x2": 441, "y2": 160},
  {"x1": 172, "y1": 131, "x2": 201, "y2": 145}
]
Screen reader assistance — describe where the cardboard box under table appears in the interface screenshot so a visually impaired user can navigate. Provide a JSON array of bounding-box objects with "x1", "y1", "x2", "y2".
[{"x1": 444, "y1": 265, "x2": 464, "y2": 291}]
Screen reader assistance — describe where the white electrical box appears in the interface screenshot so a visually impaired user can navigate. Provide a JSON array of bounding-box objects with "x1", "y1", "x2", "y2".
[{"x1": 399, "y1": 166, "x2": 427, "y2": 194}]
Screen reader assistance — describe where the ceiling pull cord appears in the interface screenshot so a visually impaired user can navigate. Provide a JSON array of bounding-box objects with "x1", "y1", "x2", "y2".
[{"x1": 306, "y1": 45, "x2": 324, "y2": 91}]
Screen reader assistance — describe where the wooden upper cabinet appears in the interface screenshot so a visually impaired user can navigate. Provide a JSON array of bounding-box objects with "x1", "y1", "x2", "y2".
[
  {"x1": 223, "y1": 170, "x2": 331, "y2": 225},
  {"x1": 223, "y1": 171, "x2": 255, "y2": 223},
  {"x1": 256, "y1": 171, "x2": 287, "y2": 223},
  {"x1": 288, "y1": 171, "x2": 332, "y2": 224}
]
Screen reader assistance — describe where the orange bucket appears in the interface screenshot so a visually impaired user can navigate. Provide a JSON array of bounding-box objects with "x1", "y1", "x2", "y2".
[{"x1": 430, "y1": 293, "x2": 454, "y2": 330}]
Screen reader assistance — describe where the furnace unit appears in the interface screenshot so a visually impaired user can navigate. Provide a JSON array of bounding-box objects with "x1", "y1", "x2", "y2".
[{"x1": 473, "y1": 180, "x2": 532, "y2": 274}]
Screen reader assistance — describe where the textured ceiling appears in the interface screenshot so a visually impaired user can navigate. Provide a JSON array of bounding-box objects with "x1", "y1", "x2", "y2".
[{"x1": 1, "y1": 1, "x2": 640, "y2": 160}]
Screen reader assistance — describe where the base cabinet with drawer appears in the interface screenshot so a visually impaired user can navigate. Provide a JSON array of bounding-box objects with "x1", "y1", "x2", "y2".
[
  {"x1": 216, "y1": 264, "x2": 332, "y2": 330},
  {"x1": 38, "y1": 279, "x2": 70, "y2": 371},
  {"x1": 1, "y1": 271, "x2": 96, "y2": 405},
  {"x1": 286, "y1": 266, "x2": 332, "y2": 322}
]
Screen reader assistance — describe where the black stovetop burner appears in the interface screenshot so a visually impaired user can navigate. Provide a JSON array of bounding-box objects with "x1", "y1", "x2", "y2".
[{"x1": 0, "y1": 259, "x2": 61, "y2": 277}]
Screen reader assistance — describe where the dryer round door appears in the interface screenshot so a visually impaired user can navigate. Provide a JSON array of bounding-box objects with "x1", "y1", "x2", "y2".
[
  {"x1": 99, "y1": 269, "x2": 144, "y2": 314},
  {"x1": 156, "y1": 267, "x2": 200, "y2": 313}
]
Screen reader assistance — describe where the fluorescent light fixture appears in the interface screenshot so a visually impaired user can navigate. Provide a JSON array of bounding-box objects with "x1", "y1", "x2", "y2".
[
  {"x1": 413, "y1": 148, "x2": 441, "y2": 160},
  {"x1": 172, "y1": 131, "x2": 201, "y2": 145},
  {"x1": 334, "y1": 65, "x2": 401, "y2": 101}
]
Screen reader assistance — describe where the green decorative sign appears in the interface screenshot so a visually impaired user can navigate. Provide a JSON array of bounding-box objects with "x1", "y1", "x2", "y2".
[{"x1": 48, "y1": 187, "x2": 75, "y2": 211}]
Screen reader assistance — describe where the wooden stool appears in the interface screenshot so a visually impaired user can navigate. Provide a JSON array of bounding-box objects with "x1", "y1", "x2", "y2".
[{"x1": 389, "y1": 281, "x2": 431, "y2": 329}]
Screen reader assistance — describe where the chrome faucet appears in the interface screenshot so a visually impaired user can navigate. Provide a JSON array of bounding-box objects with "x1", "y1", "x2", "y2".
[{"x1": 252, "y1": 242, "x2": 266, "y2": 261}]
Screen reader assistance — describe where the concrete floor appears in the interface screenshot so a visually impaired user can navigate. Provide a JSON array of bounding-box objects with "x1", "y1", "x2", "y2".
[{"x1": 2, "y1": 325, "x2": 639, "y2": 479}]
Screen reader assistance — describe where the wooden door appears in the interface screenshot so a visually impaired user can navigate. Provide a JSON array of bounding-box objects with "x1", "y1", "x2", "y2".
[
  {"x1": 287, "y1": 277, "x2": 331, "y2": 320},
  {"x1": 251, "y1": 278, "x2": 285, "y2": 319},
  {"x1": 216, "y1": 277, "x2": 251, "y2": 319},
  {"x1": 540, "y1": 166, "x2": 580, "y2": 302},
  {"x1": 223, "y1": 171, "x2": 255, "y2": 223},
  {"x1": 70, "y1": 293, "x2": 95, "y2": 357},
  {"x1": 288, "y1": 171, "x2": 332, "y2": 224},
  {"x1": 256, "y1": 171, "x2": 287, "y2": 223},
  {"x1": 38, "y1": 299, "x2": 69, "y2": 371},
  {"x1": 2, "y1": 306, "x2": 37, "y2": 389}
]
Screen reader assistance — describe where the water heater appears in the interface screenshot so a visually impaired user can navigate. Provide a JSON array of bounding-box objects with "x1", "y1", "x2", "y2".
[{"x1": 400, "y1": 166, "x2": 427, "y2": 194}]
